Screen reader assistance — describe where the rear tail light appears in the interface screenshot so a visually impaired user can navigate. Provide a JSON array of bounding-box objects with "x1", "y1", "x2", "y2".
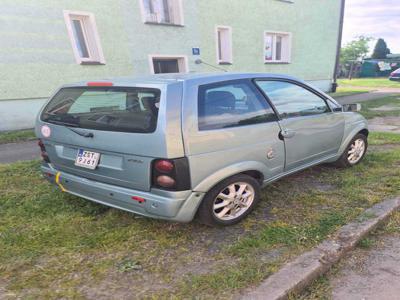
[
  {"x1": 154, "y1": 160, "x2": 174, "y2": 173},
  {"x1": 391, "y1": 72, "x2": 395, "y2": 77},
  {"x1": 152, "y1": 158, "x2": 191, "y2": 191},
  {"x1": 156, "y1": 175, "x2": 176, "y2": 188},
  {"x1": 38, "y1": 139, "x2": 50, "y2": 163}
]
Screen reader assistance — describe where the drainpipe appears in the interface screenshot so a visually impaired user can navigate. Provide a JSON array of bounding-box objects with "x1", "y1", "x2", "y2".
[{"x1": 332, "y1": 0, "x2": 346, "y2": 93}]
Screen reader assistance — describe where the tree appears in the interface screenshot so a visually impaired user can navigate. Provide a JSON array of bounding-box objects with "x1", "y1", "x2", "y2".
[
  {"x1": 340, "y1": 36, "x2": 372, "y2": 65},
  {"x1": 371, "y1": 38, "x2": 391, "y2": 59}
]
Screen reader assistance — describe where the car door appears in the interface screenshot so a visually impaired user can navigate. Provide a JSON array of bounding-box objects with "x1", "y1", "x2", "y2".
[
  {"x1": 255, "y1": 79, "x2": 345, "y2": 171},
  {"x1": 182, "y1": 78, "x2": 285, "y2": 187}
]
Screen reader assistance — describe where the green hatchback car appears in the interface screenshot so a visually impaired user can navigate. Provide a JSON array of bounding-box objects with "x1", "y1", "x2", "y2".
[{"x1": 35, "y1": 73, "x2": 368, "y2": 226}]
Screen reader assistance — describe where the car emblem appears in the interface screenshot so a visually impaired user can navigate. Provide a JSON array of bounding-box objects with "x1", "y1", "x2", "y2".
[{"x1": 267, "y1": 148, "x2": 275, "y2": 159}]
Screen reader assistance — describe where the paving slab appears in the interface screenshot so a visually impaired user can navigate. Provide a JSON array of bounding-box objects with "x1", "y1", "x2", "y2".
[
  {"x1": 331, "y1": 235, "x2": 400, "y2": 300},
  {"x1": 0, "y1": 140, "x2": 40, "y2": 164}
]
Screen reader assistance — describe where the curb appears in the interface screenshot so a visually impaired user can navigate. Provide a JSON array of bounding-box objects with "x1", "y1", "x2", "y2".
[{"x1": 241, "y1": 197, "x2": 400, "y2": 300}]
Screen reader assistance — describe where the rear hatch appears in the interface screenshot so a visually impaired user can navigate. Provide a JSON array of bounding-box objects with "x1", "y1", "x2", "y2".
[{"x1": 38, "y1": 82, "x2": 182, "y2": 191}]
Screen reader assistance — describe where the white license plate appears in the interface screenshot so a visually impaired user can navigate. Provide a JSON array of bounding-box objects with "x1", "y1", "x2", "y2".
[{"x1": 75, "y1": 149, "x2": 100, "y2": 170}]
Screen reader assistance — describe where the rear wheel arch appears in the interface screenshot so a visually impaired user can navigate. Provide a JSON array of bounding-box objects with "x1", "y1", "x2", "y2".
[
  {"x1": 358, "y1": 128, "x2": 369, "y2": 137},
  {"x1": 192, "y1": 161, "x2": 268, "y2": 193},
  {"x1": 241, "y1": 170, "x2": 264, "y2": 185}
]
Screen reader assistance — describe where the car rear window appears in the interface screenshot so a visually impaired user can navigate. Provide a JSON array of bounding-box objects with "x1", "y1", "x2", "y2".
[{"x1": 41, "y1": 87, "x2": 161, "y2": 133}]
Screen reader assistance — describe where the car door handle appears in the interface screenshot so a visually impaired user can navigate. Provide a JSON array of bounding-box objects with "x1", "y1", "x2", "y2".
[{"x1": 280, "y1": 128, "x2": 296, "y2": 139}]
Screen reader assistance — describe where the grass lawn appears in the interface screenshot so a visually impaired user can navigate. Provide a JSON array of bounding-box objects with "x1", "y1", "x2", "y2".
[
  {"x1": 1, "y1": 133, "x2": 400, "y2": 298},
  {"x1": 338, "y1": 78, "x2": 400, "y2": 89},
  {"x1": 0, "y1": 129, "x2": 36, "y2": 144},
  {"x1": 358, "y1": 95, "x2": 400, "y2": 119}
]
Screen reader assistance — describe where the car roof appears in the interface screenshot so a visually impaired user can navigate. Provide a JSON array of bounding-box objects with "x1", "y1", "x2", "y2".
[{"x1": 64, "y1": 72, "x2": 303, "y2": 87}]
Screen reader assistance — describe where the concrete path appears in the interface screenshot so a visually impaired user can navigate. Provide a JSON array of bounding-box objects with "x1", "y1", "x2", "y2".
[
  {"x1": 335, "y1": 87, "x2": 400, "y2": 105},
  {"x1": 0, "y1": 140, "x2": 40, "y2": 164},
  {"x1": 331, "y1": 234, "x2": 400, "y2": 300}
]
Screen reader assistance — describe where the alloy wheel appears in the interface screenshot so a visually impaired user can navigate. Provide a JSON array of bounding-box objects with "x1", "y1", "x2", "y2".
[
  {"x1": 347, "y1": 138, "x2": 366, "y2": 164},
  {"x1": 212, "y1": 182, "x2": 255, "y2": 221}
]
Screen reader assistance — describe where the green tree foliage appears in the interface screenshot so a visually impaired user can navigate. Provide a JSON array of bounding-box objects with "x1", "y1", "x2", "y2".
[
  {"x1": 340, "y1": 36, "x2": 372, "y2": 64},
  {"x1": 371, "y1": 38, "x2": 391, "y2": 59}
]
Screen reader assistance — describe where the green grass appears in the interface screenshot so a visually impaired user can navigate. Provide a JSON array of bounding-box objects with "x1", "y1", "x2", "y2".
[
  {"x1": 358, "y1": 95, "x2": 400, "y2": 119},
  {"x1": 0, "y1": 129, "x2": 36, "y2": 144},
  {"x1": 1, "y1": 134, "x2": 400, "y2": 298},
  {"x1": 329, "y1": 87, "x2": 371, "y2": 98},
  {"x1": 338, "y1": 78, "x2": 400, "y2": 89},
  {"x1": 369, "y1": 132, "x2": 400, "y2": 145}
]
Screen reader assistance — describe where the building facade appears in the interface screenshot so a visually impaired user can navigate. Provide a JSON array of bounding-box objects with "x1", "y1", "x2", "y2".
[{"x1": 0, "y1": 0, "x2": 342, "y2": 131}]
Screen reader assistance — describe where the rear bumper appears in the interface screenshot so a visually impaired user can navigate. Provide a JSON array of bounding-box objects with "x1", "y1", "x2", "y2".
[
  {"x1": 41, "y1": 165, "x2": 204, "y2": 222},
  {"x1": 389, "y1": 77, "x2": 400, "y2": 81}
]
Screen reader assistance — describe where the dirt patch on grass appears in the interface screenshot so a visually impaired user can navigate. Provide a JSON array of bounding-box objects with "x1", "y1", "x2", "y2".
[{"x1": 369, "y1": 144, "x2": 400, "y2": 152}]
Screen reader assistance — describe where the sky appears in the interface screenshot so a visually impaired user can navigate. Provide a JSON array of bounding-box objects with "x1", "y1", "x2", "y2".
[{"x1": 342, "y1": 0, "x2": 400, "y2": 53}]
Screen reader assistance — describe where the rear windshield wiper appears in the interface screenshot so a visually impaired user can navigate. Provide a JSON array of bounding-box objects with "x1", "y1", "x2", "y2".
[{"x1": 66, "y1": 127, "x2": 94, "y2": 138}]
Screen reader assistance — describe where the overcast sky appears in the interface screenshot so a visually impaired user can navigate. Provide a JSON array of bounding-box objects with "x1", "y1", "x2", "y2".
[{"x1": 342, "y1": 0, "x2": 400, "y2": 53}]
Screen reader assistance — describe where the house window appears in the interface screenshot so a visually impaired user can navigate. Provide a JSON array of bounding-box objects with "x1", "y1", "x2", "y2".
[
  {"x1": 216, "y1": 26, "x2": 232, "y2": 64},
  {"x1": 64, "y1": 11, "x2": 105, "y2": 64},
  {"x1": 141, "y1": 0, "x2": 184, "y2": 25},
  {"x1": 149, "y1": 55, "x2": 188, "y2": 74},
  {"x1": 264, "y1": 31, "x2": 291, "y2": 63}
]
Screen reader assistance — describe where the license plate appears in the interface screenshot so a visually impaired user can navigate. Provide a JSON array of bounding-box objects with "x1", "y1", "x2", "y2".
[{"x1": 75, "y1": 149, "x2": 100, "y2": 170}]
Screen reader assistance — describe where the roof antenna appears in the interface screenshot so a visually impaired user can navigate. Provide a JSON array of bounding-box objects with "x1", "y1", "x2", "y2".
[{"x1": 195, "y1": 59, "x2": 228, "y2": 72}]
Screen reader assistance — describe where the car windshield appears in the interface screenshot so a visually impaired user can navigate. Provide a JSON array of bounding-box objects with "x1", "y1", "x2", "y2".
[{"x1": 41, "y1": 87, "x2": 161, "y2": 133}]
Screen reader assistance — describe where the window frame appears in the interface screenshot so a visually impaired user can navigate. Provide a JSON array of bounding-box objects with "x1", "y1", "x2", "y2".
[
  {"x1": 253, "y1": 78, "x2": 333, "y2": 120},
  {"x1": 63, "y1": 10, "x2": 105, "y2": 65},
  {"x1": 215, "y1": 25, "x2": 233, "y2": 65},
  {"x1": 197, "y1": 79, "x2": 279, "y2": 131},
  {"x1": 148, "y1": 54, "x2": 189, "y2": 74},
  {"x1": 263, "y1": 31, "x2": 292, "y2": 64},
  {"x1": 139, "y1": 0, "x2": 184, "y2": 26}
]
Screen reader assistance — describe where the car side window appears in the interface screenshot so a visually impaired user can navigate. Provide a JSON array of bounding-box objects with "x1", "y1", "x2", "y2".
[
  {"x1": 255, "y1": 80, "x2": 330, "y2": 119},
  {"x1": 198, "y1": 80, "x2": 277, "y2": 130}
]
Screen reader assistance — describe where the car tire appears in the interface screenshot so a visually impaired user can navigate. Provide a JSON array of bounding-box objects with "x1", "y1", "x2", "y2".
[
  {"x1": 197, "y1": 174, "x2": 261, "y2": 227},
  {"x1": 334, "y1": 133, "x2": 368, "y2": 168}
]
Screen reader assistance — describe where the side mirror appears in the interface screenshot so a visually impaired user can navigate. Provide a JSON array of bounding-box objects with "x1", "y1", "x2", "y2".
[
  {"x1": 342, "y1": 103, "x2": 362, "y2": 112},
  {"x1": 332, "y1": 107, "x2": 343, "y2": 112}
]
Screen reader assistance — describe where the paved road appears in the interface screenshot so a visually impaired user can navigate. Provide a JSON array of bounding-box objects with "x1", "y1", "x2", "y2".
[
  {"x1": 331, "y1": 235, "x2": 400, "y2": 300},
  {"x1": 0, "y1": 140, "x2": 40, "y2": 164},
  {"x1": 335, "y1": 88, "x2": 400, "y2": 105}
]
